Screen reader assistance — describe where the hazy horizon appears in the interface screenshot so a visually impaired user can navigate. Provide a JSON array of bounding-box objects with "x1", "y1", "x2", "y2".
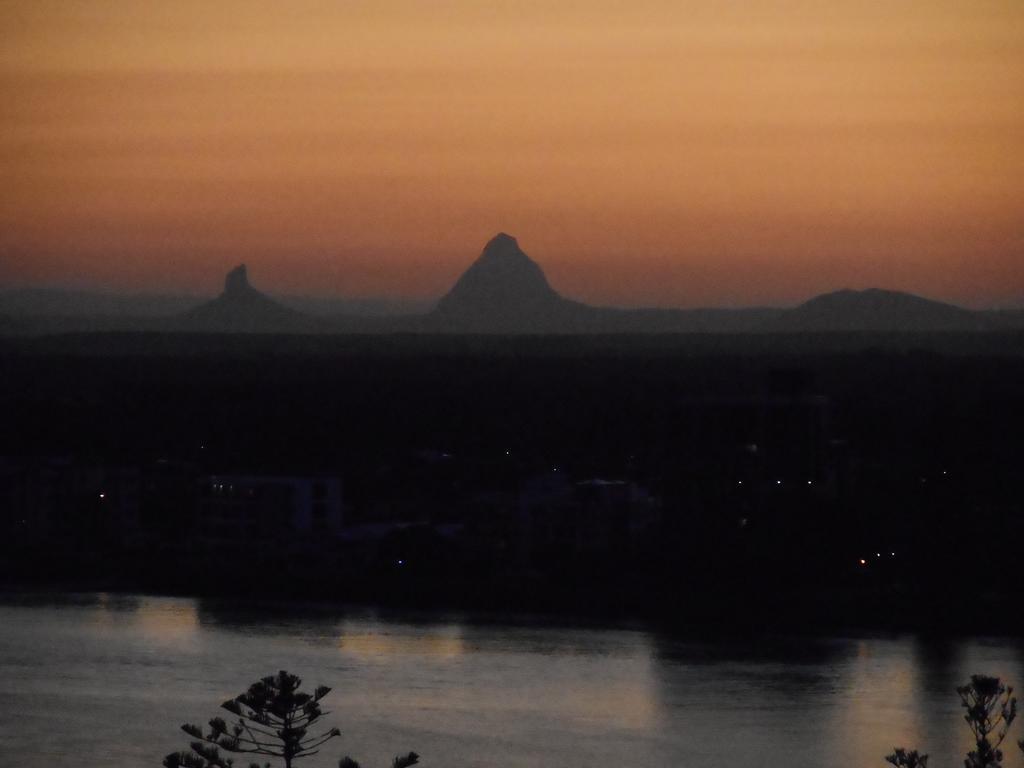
[
  {"x1": 1, "y1": 274, "x2": 1023, "y2": 314},
  {"x1": 3, "y1": 264, "x2": 1023, "y2": 314}
]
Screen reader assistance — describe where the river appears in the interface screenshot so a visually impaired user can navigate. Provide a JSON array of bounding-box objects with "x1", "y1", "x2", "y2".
[{"x1": 0, "y1": 593, "x2": 1021, "y2": 767}]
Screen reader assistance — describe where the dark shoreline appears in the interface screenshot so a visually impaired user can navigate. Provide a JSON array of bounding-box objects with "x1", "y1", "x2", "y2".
[{"x1": 3, "y1": 572, "x2": 1019, "y2": 639}]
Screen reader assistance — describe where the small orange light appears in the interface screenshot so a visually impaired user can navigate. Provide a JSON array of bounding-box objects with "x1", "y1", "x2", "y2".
[{"x1": 859, "y1": 559, "x2": 867, "y2": 565}]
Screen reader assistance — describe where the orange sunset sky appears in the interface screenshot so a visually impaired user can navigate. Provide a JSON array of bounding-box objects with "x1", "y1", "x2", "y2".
[{"x1": 1, "y1": 0, "x2": 1022, "y2": 308}]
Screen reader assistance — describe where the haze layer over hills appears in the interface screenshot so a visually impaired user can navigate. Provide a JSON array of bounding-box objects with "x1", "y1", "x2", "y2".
[{"x1": 1, "y1": 234, "x2": 1022, "y2": 336}]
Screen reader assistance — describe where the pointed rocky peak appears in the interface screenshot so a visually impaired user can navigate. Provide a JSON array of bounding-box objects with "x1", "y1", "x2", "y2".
[
  {"x1": 478, "y1": 233, "x2": 529, "y2": 263},
  {"x1": 440, "y1": 233, "x2": 558, "y2": 304},
  {"x1": 224, "y1": 264, "x2": 251, "y2": 296},
  {"x1": 431, "y1": 233, "x2": 580, "y2": 331},
  {"x1": 182, "y1": 262, "x2": 308, "y2": 332}
]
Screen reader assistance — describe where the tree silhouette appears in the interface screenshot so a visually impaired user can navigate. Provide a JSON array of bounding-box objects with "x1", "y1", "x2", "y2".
[
  {"x1": 340, "y1": 756, "x2": 419, "y2": 768},
  {"x1": 958, "y1": 675, "x2": 1017, "y2": 768},
  {"x1": 886, "y1": 674, "x2": 1017, "y2": 768},
  {"x1": 163, "y1": 671, "x2": 419, "y2": 768},
  {"x1": 886, "y1": 748, "x2": 928, "y2": 767}
]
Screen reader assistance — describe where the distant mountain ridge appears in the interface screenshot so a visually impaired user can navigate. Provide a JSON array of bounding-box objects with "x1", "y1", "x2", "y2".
[
  {"x1": 0, "y1": 287, "x2": 202, "y2": 317},
  {"x1": 771, "y1": 288, "x2": 992, "y2": 333},
  {"x1": 0, "y1": 286, "x2": 432, "y2": 321},
  {"x1": 423, "y1": 234, "x2": 1005, "y2": 334},
  {"x1": 2, "y1": 234, "x2": 1021, "y2": 335}
]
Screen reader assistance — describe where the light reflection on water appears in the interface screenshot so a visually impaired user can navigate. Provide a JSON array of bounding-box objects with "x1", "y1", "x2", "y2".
[{"x1": 0, "y1": 592, "x2": 1022, "y2": 768}]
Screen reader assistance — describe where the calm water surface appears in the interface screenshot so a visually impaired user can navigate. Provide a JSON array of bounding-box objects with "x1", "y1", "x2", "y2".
[{"x1": 1, "y1": 593, "x2": 1022, "y2": 768}]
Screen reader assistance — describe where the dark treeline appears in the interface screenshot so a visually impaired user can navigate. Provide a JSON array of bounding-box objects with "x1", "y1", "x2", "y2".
[{"x1": 1, "y1": 332, "x2": 1023, "y2": 630}]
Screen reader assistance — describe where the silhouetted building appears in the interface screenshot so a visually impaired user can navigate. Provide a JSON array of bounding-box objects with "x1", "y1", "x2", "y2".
[
  {"x1": 466, "y1": 470, "x2": 660, "y2": 566},
  {"x1": 198, "y1": 474, "x2": 344, "y2": 545}
]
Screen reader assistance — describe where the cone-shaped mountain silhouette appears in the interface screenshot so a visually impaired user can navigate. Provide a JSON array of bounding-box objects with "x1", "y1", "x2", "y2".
[
  {"x1": 771, "y1": 288, "x2": 990, "y2": 332},
  {"x1": 430, "y1": 233, "x2": 590, "y2": 332},
  {"x1": 181, "y1": 265, "x2": 311, "y2": 332},
  {"x1": 427, "y1": 233, "x2": 783, "y2": 333}
]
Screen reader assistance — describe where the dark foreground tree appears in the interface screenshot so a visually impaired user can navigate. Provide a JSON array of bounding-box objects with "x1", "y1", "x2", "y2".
[
  {"x1": 885, "y1": 748, "x2": 928, "y2": 767},
  {"x1": 340, "y1": 756, "x2": 419, "y2": 768},
  {"x1": 886, "y1": 674, "x2": 1017, "y2": 767},
  {"x1": 958, "y1": 675, "x2": 1017, "y2": 768},
  {"x1": 163, "y1": 670, "x2": 419, "y2": 768}
]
